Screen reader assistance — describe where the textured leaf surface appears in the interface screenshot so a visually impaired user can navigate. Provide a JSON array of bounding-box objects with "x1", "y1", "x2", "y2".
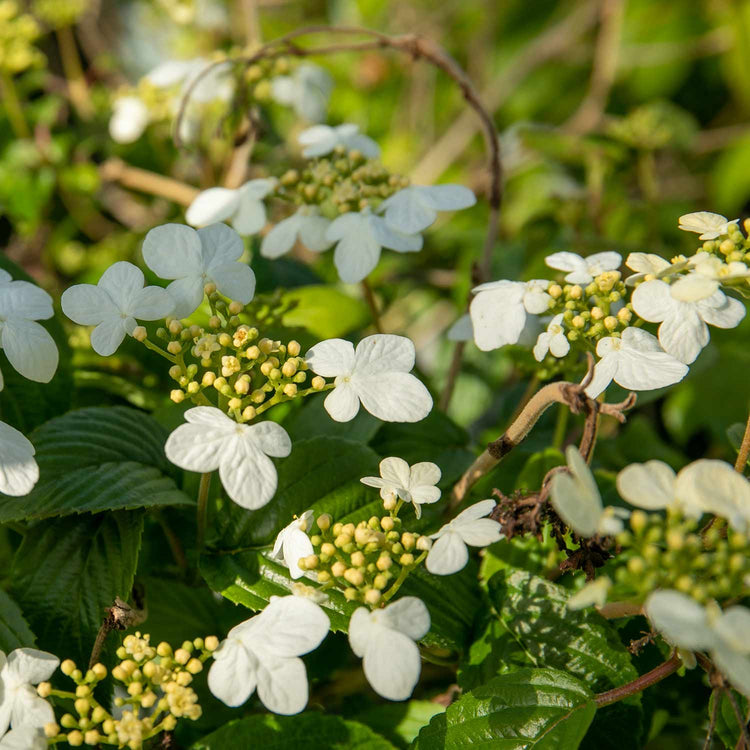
[
  {"x1": 412, "y1": 668, "x2": 596, "y2": 749},
  {"x1": 0, "y1": 588, "x2": 36, "y2": 652},
  {"x1": 192, "y1": 713, "x2": 396, "y2": 750},
  {"x1": 0, "y1": 406, "x2": 191, "y2": 521}
]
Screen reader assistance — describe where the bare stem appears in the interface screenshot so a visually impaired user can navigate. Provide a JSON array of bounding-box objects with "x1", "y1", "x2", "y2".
[
  {"x1": 735, "y1": 412, "x2": 750, "y2": 473},
  {"x1": 594, "y1": 653, "x2": 682, "y2": 708},
  {"x1": 0, "y1": 70, "x2": 30, "y2": 139},
  {"x1": 361, "y1": 278, "x2": 383, "y2": 333},
  {"x1": 56, "y1": 25, "x2": 94, "y2": 120},
  {"x1": 196, "y1": 472, "x2": 213, "y2": 553},
  {"x1": 100, "y1": 158, "x2": 199, "y2": 206},
  {"x1": 89, "y1": 597, "x2": 146, "y2": 668}
]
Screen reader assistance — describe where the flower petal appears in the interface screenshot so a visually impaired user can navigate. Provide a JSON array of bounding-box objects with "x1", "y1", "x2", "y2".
[
  {"x1": 97, "y1": 261, "x2": 146, "y2": 313},
  {"x1": 616, "y1": 461, "x2": 676, "y2": 510},
  {"x1": 379, "y1": 457, "x2": 411, "y2": 488},
  {"x1": 255, "y1": 597, "x2": 330, "y2": 657},
  {"x1": 331, "y1": 217, "x2": 382, "y2": 283},
  {"x1": 470, "y1": 283, "x2": 527, "y2": 351},
  {"x1": 298, "y1": 214, "x2": 332, "y2": 252},
  {"x1": 1, "y1": 319, "x2": 58, "y2": 384},
  {"x1": 699, "y1": 294, "x2": 746, "y2": 330},
  {"x1": 129, "y1": 286, "x2": 175, "y2": 321},
  {"x1": 141, "y1": 224, "x2": 203, "y2": 279},
  {"x1": 426, "y1": 532, "x2": 469, "y2": 575},
  {"x1": 90, "y1": 317, "x2": 127, "y2": 357},
  {"x1": 164, "y1": 422, "x2": 227, "y2": 474},
  {"x1": 199, "y1": 222, "x2": 245, "y2": 267},
  {"x1": 323, "y1": 382, "x2": 361, "y2": 422},
  {"x1": 210, "y1": 261, "x2": 256, "y2": 305},
  {"x1": 380, "y1": 188, "x2": 437, "y2": 234},
  {"x1": 166, "y1": 276, "x2": 205, "y2": 319},
  {"x1": 60, "y1": 283, "x2": 111, "y2": 326},
  {"x1": 354, "y1": 334, "x2": 416, "y2": 375},
  {"x1": 354, "y1": 371, "x2": 432, "y2": 422},
  {"x1": 348, "y1": 607, "x2": 375, "y2": 658},
  {"x1": 645, "y1": 590, "x2": 714, "y2": 650},
  {"x1": 381, "y1": 597, "x2": 430, "y2": 641},
  {"x1": 247, "y1": 421, "x2": 292, "y2": 458},
  {"x1": 409, "y1": 461, "x2": 441, "y2": 488},
  {"x1": 260, "y1": 215, "x2": 303, "y2": 259},
  {"x1": 0, "y1": 421, "x2": 38, "y2": 497},
  {"x1": 6, "y1": 648, "x2": 59, "y2": 684},
  {"x1": 254, "y1": 652, "x2": 309, "y2": 714},
  {"x1": 207, "y1": 640, "x2": 257, "y2": 707},
  {"x1": 283, "y1": 530, "x2": 314, "y2": 579},
  {"x1": 612, "y1": 348, "x2": 689, "y2": 391},
  {"x1": 218, "y1": 437, "x2": 280, "y2": 509},
  {"x1": 363, "y1": 628, "x2": 422, "y2": 701},
  {"x1": 186, "y1": 188, "x2": 241, "y2": 227},
  {"x1": 456, "y1": 518, "x2": 503, "y2": 547},
  {"x1": 0, "y1": 282, "x2": 53, "y2": 321},
  {"x1": 305, "y1": 338, "x2": 355, "y2": 377}
]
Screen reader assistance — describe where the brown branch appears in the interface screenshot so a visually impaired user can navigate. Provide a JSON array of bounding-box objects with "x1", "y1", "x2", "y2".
[
  {"x1": 100, "y1": 159, "x2": 199, "y2": 206},
  {"x1": 449, "y1": 361, "x2": 635, "y2": 512},
  {"x1": 594, "y1": 652, "x2": 681, "y2": 707},
  {"x1": 88, "y1": 595, "x2": 147, "y2": 668},
  {"x1": 735, "y1": 412, "x2": 750, "y2": 473}
]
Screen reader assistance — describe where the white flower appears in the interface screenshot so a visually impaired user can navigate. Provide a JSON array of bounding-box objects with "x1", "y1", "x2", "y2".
[
  {"x1": 533, "y1": 314, "x2": 570, "y2": 361},
  {"x1": 567, "y1": 577, "x2": 612, "y2": 611},
  {"x1": 142, "y1": 223, "x2": 256, "y2": 318},
  {"x1": 0, "y1": 421, "x2": 38, "y2": 497},
  {"x1": 0, "y1": 726, "x2": 46, "y2": 750},
  {"x1": 617, "y1": 458, "x2": 750, "y2": 531},
  {"x1": 61, "y1": 261, "x2": 174, "y2": 357},
  {"x1": 545, "y1": 251, "x2": 621, "y2": 285},
  {"x1": 208, "y1": 596, "x2": 329, "y2": 714},
  {"x1": 426, "y1": 499, "x2": 502, "y2": 575},
  {"x1": 469, "y1": 279, "x2": 551, "y2": 352},
  {"x1": 272, "y1": 510, "x2": 314, "y2": 579},
  {"x1": 109, "y1": 96, "x2": 150, "y2": 143},
  {"x1": 624, "y1": 252, "x2": 674, "y2": 286},
  {"x1": 298, "y1": 123, "x2": 380, "y2": 159},
  {"x1": 670, "y1": 253, "x2": 750, "y2": 300},
  {"x1": 678, "y1": 211, "x2": 738, "y2": 240},
  {"x1": 185, "y1": 179, "x2": 277, "y2": 235},
  {"x1": 584, "y1": 327, "x2": 688, "y2": 399},
  {"x1": 348, "y1": 597, "x2": 430, "y2": 701},
  {"x1": 361, "y1": 457, "x2": 441, "y2": 519},
  {"x1": 270, "y1": 64, "x2": 332, "y2": 123},
  {"x1": 260, "y1": 206, "x2": 332, "y2": 259},
  {"x1": 164, "y1": 407, "x2": 291, "y2": 509},
  {"x1": 550, "y1": 446, "x2": 630, "y2": 538},
  {"x1": 305, "y1": 335, "x2": 432, "y2": 423},
  {"x1": 446, "y1": 313, "x2": 472, "y2": 342},
  {"x1": 0, "y1": 648, "x2": 59, "y2": 736},
  {"x1": 379, "y1": 185, "x2": 476, "y2": 235},
  {"x1": 324, "y1": 210, "x2": 422, "y2": 283},
  {"x1": 0, "y1": 270, "x2": 58, "y2": 389},
  {"x1": 632, "y1": 279, "x2": 745, "y2": 364},
  {"x1": 646, "y1": 591, "x2": 750, "y2": 697}
]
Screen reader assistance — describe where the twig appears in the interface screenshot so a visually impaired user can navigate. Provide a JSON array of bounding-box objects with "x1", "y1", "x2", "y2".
[
  {"x1": 88, "y1": 596, "x2": 147, "y2": 668},
  {"x1": 735, "y1": 412, "x2": 750, "y2": 473},
  {"x1": 100, "y1": 159, "x2": 199, "y2": 206},
  {"x1": 361, "y1": 279, "x2": 383, "y2": 333},
  {"x1": 55, "y1": 26, "x2": 94, "y2": 120},
  {"x1": 594, "y1": 652, "x2": 681, "y2": 708},
  {"x1": 705, "y1": 689, "x2": 720, "y2": 750},
  {"x1": 449, "y1": 359, "x2": 635, "y2": 512}
]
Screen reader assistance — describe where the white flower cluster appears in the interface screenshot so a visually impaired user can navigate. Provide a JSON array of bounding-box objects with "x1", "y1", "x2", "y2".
[
  {"x1": 469, "y1": 211, "x2": 748, "y2": 400},
  {"x1": 552, "y1": 446, "x2": 750, "y2": 539},
  {"x1": 0, "y1": 647, "x2": 58, "y2": 748},
  {"x1": 0, "y1": 271, "x2": 60, "y2": 497},
  {"x1": 184, "y1": 123, "x2": 476, "y2": 284}
]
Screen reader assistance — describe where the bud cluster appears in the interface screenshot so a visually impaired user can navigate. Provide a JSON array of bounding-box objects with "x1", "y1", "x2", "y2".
[
  {"x1": 302, "y1": 511, "x2": 431, "y2": 608},
  {"x1": 32, "y1": 0, "x2": 91, "y2": 28},
  {"x1": 0, "y1": 0, "x2": 44, "y2": 73},
  {"x1": 275, "y1": 149, "x2": 409, "y2": 217},
  {"x1": 611, "y1": 510, "x2": 750, "y2": 605},
  {"x1": 42, "y1": 632, "x2": 220, "y2": 749}
]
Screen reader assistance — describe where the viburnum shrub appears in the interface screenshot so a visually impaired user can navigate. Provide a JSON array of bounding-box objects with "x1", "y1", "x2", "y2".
[{"x1": 2, "y1": 5, "x2": 750, "y2": 750}]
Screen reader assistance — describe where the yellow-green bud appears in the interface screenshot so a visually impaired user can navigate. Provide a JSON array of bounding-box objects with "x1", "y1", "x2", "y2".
[
  {"x1": 75, "y1": 685, "x2": 91, "y2": 698},
  {"x1": 174, "y1": 648, "x2": 191, "y2": 665},
  {"x1": 331, "y1": 561, "x2": 347, "y2": 577},
  {"x1": 350, "y1": 551, "x2": 365, "y2": 567},
  {"x1": 132, "y1": 326, "x2": 148, "y2": 342},
  {"x1": 364, "y1": 588, "x2": 382, "y2": 606},
  {"x1": 401, "y1": 532, "x2": 416, "y2": 550},
  {"x1": 287, "y1": 340, "x2": 301, "y2": 356},
  {"x1": 186, "y1": 658, "x2": 203, "y2": 674},
  {"x1": 283, "y1": 383, "x2": 298, "y2": 397},
  {"x1": 74, "y1": 698, "x2": 90, "y2": 716},
  {"x1": 61, "y1": 659, "x2": 77, "y2": 676},
  {"x1": 228, "y1": 301, "x2": 243, "y2": 315},
  {"x1": 317, "y1": 513, "x2": 332, "y2": 531},
  {"x1": 67, "y1": 730, "x2": 84, "y2": 746},
  {"x1": 242, "y1": 406, "x2": 256, "y2": 421},
  {"x1": 167, "y1": 341, "x2": 182, "y2": 355},
  {"x1": 344, "y1": 588, "x2": 358, "y2": 601},
  {"x1": 127, "y1": 682, "x2": 143, "y2": 696},
  {"x1": 399, "y1": 553, "x2": 415, "y2": 566},
  {"x1": 416, "y1": 536, "x2": 433, "y2": 552},
  {"x1": 344, "y1": 568, "x2": 364, "y2": 586},
  {"x1": 376, "y1": 554, "x2": 392, "y2": 571},
  {"x1": 603, "y1": 316, "x2": 618, "y2": 331},
  {"x1": 170, "y1": 390, "x2": 185, "y2": 404},
  {"x1": 311, "y1": 376, "x2": 325, "y2": 390},
  {"x1": 37, "y1": 681, "x2": 52, "y2": 698},
  {"x1": 209, "y1": 315, "x2": 221, "y2": 329},
  {"x1": 205, "y1": 636, "x2": 220, "y2": 652},
  {"x1": 44, "y1": 722, "x2": 60, "y2": 738},
  {"x1": 169, "y1": 320, "x2": 183, "y2": 335},
  {"x1": 218, "y1": 332, "x2": 232, "y2": 347},
  {"x1": 630, "y1": 510, "x2": 648, "y2": 534}
]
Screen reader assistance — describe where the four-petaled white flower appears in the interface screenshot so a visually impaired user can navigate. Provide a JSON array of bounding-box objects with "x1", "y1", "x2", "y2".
[
  {"x1": 632, "y1": 279, "x2": 745, "y2": 364},
  {"x1": 550, "y1": 446, "x2": 630, "y2": 538},
  {"x1": 208, "y1": 596, "x2": 330, "y2": 714},
  {"x1": 185, "y1": 179, "x2": 277, "y2": 236},
  {"x1": 469, "y1": 279, "x2": 551, "y2": 352},
  {"x1": 533, "y1": 313, "x2": 570, "y2": 361},
  {"x1": 670, "y1": 253, "x2": 750, "y2": 301},
  {"x1": 272, "y1": 510, "x2": 315, "y2": 579},
  {"x1": 0, "y1": 726, "x2": 46, "y2": 750},
  {"x1": 260, "y1": 206, "x2": 332, "y2": 259},
  {"x1": 617, "y1": 458, "x2": 750, "y2": 532},
  {"x1": 0, "y1": 648, "x2": 59, "y2": 736},
  {"x1": 165, "y1": 407, "x2": 291, "y2": 509},
  {"x1": 361, "y1": 457, "x2": 441, "y2": 519},
  {"x1": 678, "y1": 211, "x2": 738, "y2": 240},
  {"x1": 109, "y1": 96, "x2": 150, "y2": 144},
  {"x1": 270, "y1": 64, "x2": 332, "y2": 123},
  {"x1": 379, "y1": 185, "x2": 476, "y2": 235},
  {"x1": 624, "y1": 252, "x2": 675, "y2": 287},
  {"x1": 426, "y1": 499, "x2": 502, "y2": 575},
  {"x1": 298, "y1": 123, "x2": 380, "y2": 159},
  {"x1": 324, "y1": 210, "x2": 422, "y2": 283},
  {"x1": 305, "y1": 335, "x2": 432, "y2": 423},
  {"x1": 646, "y1": 590, "x2": 750, "y2": 697},
  {"x1": 142, "y1": 223, "x2": 256, "y2": 318},
  {"x1": 0, "y1": 270, "x2": 58, "y2": 389},
  {"x1": 545, "y1": 251, "x2": 621, "y2": 285},
  {"x1": 584, "y1": 327, "x2": 688, "y2": 399},
  {"x1": 348, "y1": 597, "x2": 430, "y2": 701},
  {"x1": 61, "y1": 261, "x2": 174, "y2": 357},
  {"x1": 0, "y1": 421, "x2": 38, "y2": 497}
]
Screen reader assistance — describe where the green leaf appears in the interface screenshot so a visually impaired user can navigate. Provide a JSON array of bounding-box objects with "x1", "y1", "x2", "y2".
[
  {"x1": 282, "y1": 285, "x2": 369, "y2": 339},
  {"x1": 192, "y1": 713, "x2": 397, "y2": 750},
  {"x1": 412, "y1": 668, "x2": 596, "y2": 749},
  {"x1": 0, "y1": 588, "x2": 36, "y2": 652},
  {"x1": 215, "y1": 436, "x2": 380, "y2": 549},
  {"x1": 285, "y1": 396, "x2": 381, "y2": 444},
  {"x1": 355, "y1": 701, "x2": 445, "y2": 749},
  {"x1": 709, "y1": 689, "x2": 749, "y2": 749},
  {"x1": 514, "y1": 448, "x2": 565, "y2": 492},
  {"x1": 11, "y1": 511, "x2": 144, "y2": 668},
  {"x1": 0, "y1": 254, "x2": 73, "y2": 433},
  {"x1": 0, "y1": 406, "x2": 192, "y2": 522}
]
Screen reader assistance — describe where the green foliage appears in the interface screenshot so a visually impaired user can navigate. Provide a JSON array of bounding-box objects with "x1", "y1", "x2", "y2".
[
  {"x1": 353, "y1": 702, "x2": 445, "y2": 749},
  {"x1": 412, "y1": 668, "x2": 597, "y2": 749},
  {"x1": 11, "y1": 511, "x2": 144, "y2": 669},
  {"x1": 192, "y1": 713, "x2": 397, "y2": 749},
  {"x1": 708, "y1": 690, "x2": 749, "y2": 749},
  {"x1": 0, "y1": 588, "x2": 36, "y2": 652},
  {"x1": 282, "y1": 285, "x2": 370, "y2": 339},
  {"x1": 0, "y1": 407, "x2": 192, "y2": 522}
]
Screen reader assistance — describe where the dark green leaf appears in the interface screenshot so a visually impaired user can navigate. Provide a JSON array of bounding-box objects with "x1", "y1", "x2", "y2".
[
  {"x1": 709, "y1": 689, "x2": 749, "y2": 749},
  {"x1": 0, "y1": 588, "x2": 36, "y2": 652},
  {"x1": 285, "y1": 396, "x2": 381, "y2": 444},
  {"x1": 514, "y1": 448, "x2": 565, "y2": 492},
  {"x1": 192, "y1": 712, "x2": 397, "y2": 750},
  {"x1": 412, "y1": 668, "x2": 596, "y2": 749},
  {"x1": 0, "y1": 407, "x2": 192, "y2": 522},
  {"x1": 11, "y1": 511, "x2": 144, "y2": 668},
  {"x1": 281, "y1": 285, "x2": 369, "y2": 339},
  {"x1": 354, "y1": 701, "x2": 444, "y2": 749}
]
